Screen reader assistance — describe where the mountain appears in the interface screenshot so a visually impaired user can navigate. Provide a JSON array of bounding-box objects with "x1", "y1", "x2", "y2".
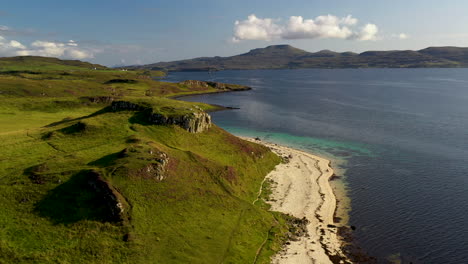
[{"x1": 131, "y1": 45, "x2": 468, "y2": 71}]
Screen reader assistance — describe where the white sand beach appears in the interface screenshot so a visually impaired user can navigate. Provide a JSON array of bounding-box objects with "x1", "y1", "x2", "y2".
[{"x1": 243, "y1": 137, "x2": 350, "y2": 264}]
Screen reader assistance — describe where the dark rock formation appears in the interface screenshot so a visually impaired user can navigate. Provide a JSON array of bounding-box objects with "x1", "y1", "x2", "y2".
[
  {"x1": 148, "y1": 111, "x2": 211, "y2": 133},
  {"x1": 87, "y1": 170, "x2": 128, "y2": 222},
  {"x1": 286, "y1": 216, "x2": 309, "y2": 241},
  {"x1": 180, "y1": 80, "x2": 251, "y2": 91},
  {"x1": 81, "y1": 96, "x2": 116, "y2": 104},
  {"x1": 111, "y1": 101, "x2": 147, "y2": 111}
]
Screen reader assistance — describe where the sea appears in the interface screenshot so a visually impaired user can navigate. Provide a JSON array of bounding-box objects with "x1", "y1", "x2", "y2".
[{"x1": 164, "y1": 69, "x2": 468, "y2": 264}]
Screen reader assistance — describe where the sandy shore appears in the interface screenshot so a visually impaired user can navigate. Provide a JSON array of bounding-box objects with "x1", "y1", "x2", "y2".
[{"x1": 243, "y1": 137, "x2": 350, "y2": 264}]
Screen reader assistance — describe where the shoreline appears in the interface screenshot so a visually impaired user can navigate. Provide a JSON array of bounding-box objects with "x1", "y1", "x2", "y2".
[{"x1": 242, "y1": 137, "x2": 351, "y2": 264}]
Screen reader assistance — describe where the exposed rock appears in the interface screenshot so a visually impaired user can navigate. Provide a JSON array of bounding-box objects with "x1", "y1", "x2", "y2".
[
  {"x1": 137, "y1": 151, "x2": 169, "y2": 181},
  {"x1": 110, "y1": 101, "x2": 212, "y2": 133},
  {"x1": 81, "y1": 96, "x2": 116, "y2": 104},
  {"x1": 286, "y1": 216, "x2": 309, "y2": 241},
  {"x1": 111, "y1": 101, "x2": 146, "y2": 111},
  {"x1": 119, "y1": 146, "x2": 169, "y2": 181},
  {"x1": 149, "y1": 111, "x2": 211, "y2": 133},
  {"x1": 180, "y1": 80, "x2": 210, "y2": 88},
  {"x1": 180, "y1": 80, "x2": 251, "y2": 91},
  {"x1": 87, "y1": 170, "x2": 129, "y2": 222}
]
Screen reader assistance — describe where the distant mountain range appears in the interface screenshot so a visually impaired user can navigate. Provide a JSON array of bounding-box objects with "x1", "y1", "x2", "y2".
[{"x1": 128, "y1": 45, "x2": 468, "y2": 71}]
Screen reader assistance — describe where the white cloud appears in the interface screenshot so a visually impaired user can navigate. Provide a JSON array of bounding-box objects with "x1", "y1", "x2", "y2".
[
  {"x1": 9, "y1": 40, "x2": 26, "y2": 49},
  {"x1": 398, "y1": 33, "x2": 409, "y2": 39},
  {"x1": 341, "y1": 15, "x2": 358, "y2": 26},
  {"x1": 357, "y1": 24, "x2": 379, "y2": 41},
  {"x1": 0, "y1": 34, "x2": 96, "y2": 59},
  {"x1": 283, "y1": 15, "x2": 354, "y2": 39},
  {"x1": 67, "y1": 40, "x2": 78, "y2": 46},
  {"x1": 65, "y1": 48, "x2": 93, "y2": 59},
  {"x1": 232, "y1": 14, "x2": 282, "y2": 42},
  {"x1": 389, "y1": 33, "x2": 409, "y2": 40},
  {"x1": 232, "y1": 14, "x2": 380, "y2": 42}
]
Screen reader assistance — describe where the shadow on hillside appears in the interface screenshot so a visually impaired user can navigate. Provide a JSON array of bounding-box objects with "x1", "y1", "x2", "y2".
[
  {"x1": 43, "y1": 107, "x2": 112, "y2": 128},
  {"x1": 128, "y1": 110, "x2": 153, "y2": 126},
  {"x1": 88, "y1": 151, "x2": 123, "y2": 167},
  {"x1": 35, "y1": 170, "x2": 117, "y2": 224}
]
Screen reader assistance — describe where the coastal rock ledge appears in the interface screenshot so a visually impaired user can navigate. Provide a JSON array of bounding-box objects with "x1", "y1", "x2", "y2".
[
  {"x1": 111, "y1": 101, "x2": 212, "y2": 133},
  {"x1": 149, "y1": 111, "x2": 211, "y2": 133},
  {"x1": 180, "y1": 80, "x2": 251, "y2": 92}
]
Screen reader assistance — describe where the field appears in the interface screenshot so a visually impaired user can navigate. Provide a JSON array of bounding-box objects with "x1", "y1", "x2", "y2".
[{"x1": 0, "y1": 56, "x2": 290, "y2": 263}]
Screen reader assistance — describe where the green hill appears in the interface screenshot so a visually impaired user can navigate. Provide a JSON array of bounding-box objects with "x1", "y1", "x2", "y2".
[
  {"x1": 0, "y1": 57, "x2": 291, "y2": 263},
  {"x1": 131, "y1": 45, "x2": 468, "y2": 71},
  {"x1": 0, "y1": 56, "x2": 108, "y2": 71}
]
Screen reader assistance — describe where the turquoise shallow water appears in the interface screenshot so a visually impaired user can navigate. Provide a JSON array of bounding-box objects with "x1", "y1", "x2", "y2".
[
  {"x1": 166, "y1": 69, "x2": 468, "y2": 264},
  {"x1": 221, "y1": 125, "x2": 372, "y2": 159}
]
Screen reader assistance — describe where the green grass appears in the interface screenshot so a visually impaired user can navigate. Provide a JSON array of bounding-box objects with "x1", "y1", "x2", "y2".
[{"x1": 0, "y1": 56, "x2": 291, "y2": 263}]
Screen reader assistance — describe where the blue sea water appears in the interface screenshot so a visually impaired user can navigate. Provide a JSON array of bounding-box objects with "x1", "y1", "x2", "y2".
[{"x1": 165, "y1": 69, "x2": 468, "y2": 264}]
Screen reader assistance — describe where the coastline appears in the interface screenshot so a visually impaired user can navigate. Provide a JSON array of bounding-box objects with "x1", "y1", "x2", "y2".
[{"x1": 242, "y1": 137, "x2": 351, "y2": 264}]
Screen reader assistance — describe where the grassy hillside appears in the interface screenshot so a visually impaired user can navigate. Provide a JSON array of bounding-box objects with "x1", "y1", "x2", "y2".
[
  {"x1": 132, "y1": 45, "x2": 468, "y2": 71},
  {"x1": 0, "y1": 57, "x2": 291, "y2": 263}
]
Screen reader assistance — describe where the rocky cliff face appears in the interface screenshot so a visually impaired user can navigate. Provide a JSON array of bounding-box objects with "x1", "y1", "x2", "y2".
[
  {"x1": 180, "y1": 80, "x2": 251, "y2": 92},
  {"x1": 81, "y1": 96, "x2": 116, "y2": 104},
  {"x1": 111, "y1": 101, "x2": 146, "y2": 111},
  {"x1": 87, "y1": 170, "x2": 129, "y2": 222},
  {"x1": 148, "y1": 111, "x2": 211, "y2": 133},
  {"x1": 111, "y1": 101, "x2": 212, "y2": 133}
]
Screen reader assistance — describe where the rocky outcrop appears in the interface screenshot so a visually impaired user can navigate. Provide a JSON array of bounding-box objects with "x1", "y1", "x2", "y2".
[
  {"x1": 110, "y1": 101, "x2": 212, "y2": 133},
  {"x1": 180, "y1": 80, "x2": 251, "y2": 92},
  {"x1": 149, "y1": 111, "x2": 211, "y2": 133},
  {"x1": 81, "y1": 96, "x2": 116, "y2": 104},
  {"x1": 111, "y1": 101, "x2": 147, "y2": 111},
  {"x1": 87, "y1": 170, "x2": 129, "y2": 222},
  {"x1": 120, "y1": 147, "x2": 169, "y2": 181}
]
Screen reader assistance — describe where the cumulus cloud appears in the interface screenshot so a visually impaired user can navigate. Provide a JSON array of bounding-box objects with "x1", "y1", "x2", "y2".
[
  {"x1": 357, "y1": 24, "x2": 379, "y2": 41},
  {"x1": 232, "y1": 14, "x2": 282, "y2": 42},
  {"x1": 0, "y1": 34, "x2": 95, "y2": 59},
  {"x1": 232, "y1": 14, "x2": 380, "y2": 42},
  {"x1": 9, "y1": 40, "x2": 26, "y2": 49}
]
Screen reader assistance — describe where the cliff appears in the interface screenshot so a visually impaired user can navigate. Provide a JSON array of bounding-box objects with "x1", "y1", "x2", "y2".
[
  {"x1": 111, "y1": 100, "x2": 212, "y2": 133},
  {"x1": 180, "y1": 80, "x2": 251, "y2": 92}
]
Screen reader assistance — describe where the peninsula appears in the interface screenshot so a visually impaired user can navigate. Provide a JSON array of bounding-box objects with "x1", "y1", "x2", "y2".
[{"x1": 0, "y1": 56, "x2": 354, "y2": 263}]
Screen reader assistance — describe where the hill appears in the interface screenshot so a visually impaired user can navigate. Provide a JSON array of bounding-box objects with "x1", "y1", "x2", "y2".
[
  {"x1": 131, "y1": 45, "x2": 468, "y2": 71},
  {"x1": 0, "y1": 56, "x2": 108, "y2": 71},
  {"x1": 0, "y1": 57, "x2": 291, "y2": 263}
]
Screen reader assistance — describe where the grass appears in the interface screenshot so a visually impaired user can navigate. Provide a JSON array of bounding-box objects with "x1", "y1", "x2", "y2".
[{"x1": 0, "y1": 56, "x2": 291, "y2": 263}]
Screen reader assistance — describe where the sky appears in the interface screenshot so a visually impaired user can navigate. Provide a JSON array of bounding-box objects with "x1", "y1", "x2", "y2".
[{"x1": 1, "y1": 0, "x2": 467, "y2": 66}]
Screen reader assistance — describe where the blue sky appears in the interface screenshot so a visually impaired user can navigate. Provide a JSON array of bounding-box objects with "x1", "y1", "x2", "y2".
[{"x1": 1, "y1": 0, "x2": 467, "y2": 65}]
